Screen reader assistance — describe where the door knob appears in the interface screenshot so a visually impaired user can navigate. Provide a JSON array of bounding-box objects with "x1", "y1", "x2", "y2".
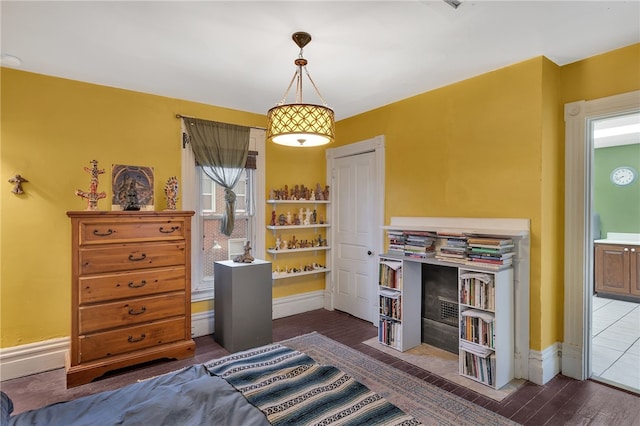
[{"x1": 367, "y1": 250, "x2": 373, "y2": 256}]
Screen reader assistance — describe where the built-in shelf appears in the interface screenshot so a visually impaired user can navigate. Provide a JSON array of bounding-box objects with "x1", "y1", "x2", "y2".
[
  {"x1": 267, "y1": 200, "x2": 330, "y2": 204},
  {"x1": 272, "y1": 268, "x2": 330, "y2": 280},
  {"x1": 267, "y1": 224, "x2": 330, "y2": 231},
  {"x1": 379, "y1": 252, "x2": 512, "y2": 272},
  {"x1": 267, "y1": 247, "x2": 330, "y2": 255}
]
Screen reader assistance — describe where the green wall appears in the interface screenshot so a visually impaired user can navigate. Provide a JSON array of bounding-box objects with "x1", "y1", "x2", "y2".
[{"x1": 594, "y1": 143, "x2": 640, "y2": 236}]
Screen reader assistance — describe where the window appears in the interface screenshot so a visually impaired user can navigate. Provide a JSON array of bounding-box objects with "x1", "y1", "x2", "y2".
[
  {"x1": 199, "y1": 168, "x2": 253, "y2": 283},
  {"x1": 181, "y1": 126, "x2": 265, "y2": 302}
]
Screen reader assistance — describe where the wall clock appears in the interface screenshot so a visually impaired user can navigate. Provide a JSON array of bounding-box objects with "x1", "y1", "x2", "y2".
[{"x1": 610, "y1": 166, "x2": 637, "y2": 186}]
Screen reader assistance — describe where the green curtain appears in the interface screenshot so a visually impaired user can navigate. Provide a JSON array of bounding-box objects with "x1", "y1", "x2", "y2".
[{"x1": 182, "y1": 118, "x2": 249, "y2": 236}]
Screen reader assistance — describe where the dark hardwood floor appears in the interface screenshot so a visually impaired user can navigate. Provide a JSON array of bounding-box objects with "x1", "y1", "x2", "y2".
[{"x1": 1, "y1": 309, "x2": 639, "y2": 425}]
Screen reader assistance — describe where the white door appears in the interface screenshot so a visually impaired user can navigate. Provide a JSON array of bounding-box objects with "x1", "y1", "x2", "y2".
[{"x1": 332, "y1": 151, "x2": 378, "y2": 322}]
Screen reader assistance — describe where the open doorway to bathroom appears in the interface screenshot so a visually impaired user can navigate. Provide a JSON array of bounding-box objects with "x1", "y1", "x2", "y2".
[{"x1": 590, "y1": 112, "x2": 640, "y2": 394}]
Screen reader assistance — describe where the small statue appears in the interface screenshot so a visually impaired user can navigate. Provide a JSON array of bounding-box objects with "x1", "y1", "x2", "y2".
[
  {"x1": 164, "y1": 176, "x2": 178, "y2": 210},
  {"x1": 8, "y1": 174, "x2": 28, "y2": 194},
  {"x1": 304, "y1": 208, "x2": 312, "y2": 225},
  {"x1": 75, "y1": 160, "x2": 107, "y2": 211},
  {"x1": 270, "y1": 210, "x2": 277, "y2": 226},
  {"x1": 233, "y1": 241, "x2": 254, "y2": 263},
  {"x1": 123, "y1": 179, "x2": 141, "y2": 211}
]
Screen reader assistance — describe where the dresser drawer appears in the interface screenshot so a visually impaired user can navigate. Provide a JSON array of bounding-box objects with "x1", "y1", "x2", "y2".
[
  {"x1": 79, "y1": 266, "x2": 185, "y2": 304},
  {"x1": 79, "y1": 293, "x2": 185, "y2": 334},
  {"x1": 79, "y1": 217, "x2": 186, "y2": 245},
  {"x1": 79, "y1": 317, "x2": 186, "y2": 363},
  {"x1": 80, "y1": 242, "x2": 185, "y2": 275}
]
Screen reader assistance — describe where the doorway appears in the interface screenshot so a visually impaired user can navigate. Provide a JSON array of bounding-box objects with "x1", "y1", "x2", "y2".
[
  {"x1": 590, "y1": 112, "x2": 640, "y2": 393},
  {"x1": 326, "y1": 136, "x2": 385, "y2": 323},
  {"x1": 563, "y1": 91, "x2": 640, "y2": 393}
]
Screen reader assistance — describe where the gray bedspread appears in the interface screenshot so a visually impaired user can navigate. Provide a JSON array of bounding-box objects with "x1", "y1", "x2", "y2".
[{"x1": 2, "y1": 365, "x2": 270, "y2": 426}]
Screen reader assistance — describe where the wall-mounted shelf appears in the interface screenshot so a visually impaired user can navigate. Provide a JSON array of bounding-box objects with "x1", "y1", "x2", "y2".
[
  {"x1": 267, "y1": 247, "x2": 330, "y2": 255},
  {"x1": 267, "y1": 199, "x2": 330, "y2": 204},
  {"x1": 272, "y1": 268, "x2": 330, "y2": 280},
  {"x1": 267, "y1": 224, "x2": 330, "y2": 231},
  {"x1": 266, "y1": 192, "x2": 331, "y2": 283}
]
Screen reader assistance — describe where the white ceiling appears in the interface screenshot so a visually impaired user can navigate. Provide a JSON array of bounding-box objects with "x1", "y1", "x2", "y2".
[{"x1": 1, "y1": 1, "x2": 639, "y2": 121}]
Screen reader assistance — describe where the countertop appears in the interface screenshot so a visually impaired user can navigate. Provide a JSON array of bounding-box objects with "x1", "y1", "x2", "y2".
[{"x1": 594, "y1": 232, "x2": 640, "y2": 246}]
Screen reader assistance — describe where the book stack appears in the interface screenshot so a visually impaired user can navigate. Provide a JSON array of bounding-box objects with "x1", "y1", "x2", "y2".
[
  {"x1": 387, "y1": 230, "x2": 406, "y2": 255},
  {"x1": 403, "y1": 231, "x2": 437, "y2": 259},
  {"x1": 435, "y1": 233, "x2": 468, "y2": 264},
  {"x1": 466, "y1": 237, "x2": 515, "y2": 269}
]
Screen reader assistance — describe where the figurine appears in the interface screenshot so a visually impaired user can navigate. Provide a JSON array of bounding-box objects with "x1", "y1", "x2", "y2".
[
  {"x1": 75, "y1": 160, "x2": 107, "y2": 211},
  {"x1": 8, "y1": 174, "x2": 28, "y2": 194},
  {"x1": 270, "y1": 210, "x2": 277, "y2": 226},
  {"x1": 164, "y1": 176, "x2": 178, "y2": 210},
  {"x1": 123, "y1": 179, "x2": 141, "y2": 211},
  {"x1": 233, "y1": 241, "x2": 254, "y2": 263},
  {"x1": 304, "y1": 208, "x2": 312, "y2": 225}
]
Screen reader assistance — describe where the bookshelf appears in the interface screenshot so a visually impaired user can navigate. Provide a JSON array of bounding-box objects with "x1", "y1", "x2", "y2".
[
  {"x1": 458, "y1": 267, "x2": 514, "y2": 389},
  {"x1": 377, "y1": 256, "x2": 421, "y2": 351},
  {"x1": 377, "y1": 216, "x2": 528, "y2": 390},
  {"x1": 266, "y1": 198, "x2": 331, "y2": 280}
]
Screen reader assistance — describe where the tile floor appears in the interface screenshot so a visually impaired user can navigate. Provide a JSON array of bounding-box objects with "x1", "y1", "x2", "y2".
[{"x1": 591, "y1": 295, "x2": 640, "y2": 393}]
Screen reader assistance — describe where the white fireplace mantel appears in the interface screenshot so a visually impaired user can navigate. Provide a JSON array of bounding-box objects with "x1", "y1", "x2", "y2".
[{"x1": 385, "y1": 217, "x2": 531, "y2": 381}]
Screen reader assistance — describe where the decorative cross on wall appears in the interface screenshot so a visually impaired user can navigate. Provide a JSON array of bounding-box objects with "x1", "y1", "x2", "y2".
[{"x1": 75, "y1": 160, "x2": 107, "y2": 211}]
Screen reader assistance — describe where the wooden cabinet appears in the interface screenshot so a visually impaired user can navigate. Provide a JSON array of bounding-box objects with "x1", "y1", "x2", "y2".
[
  {"x1": 66, "y1": 211, "x2": 195, "y2": 387},
  {"x1": 595, "y1": 243, "x2": 640, "y2": 301}
]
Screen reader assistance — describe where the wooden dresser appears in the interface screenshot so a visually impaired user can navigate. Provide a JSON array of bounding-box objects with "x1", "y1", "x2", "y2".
[{"x1": 66, "y1": 211, "x2": 195, "y2": 387}]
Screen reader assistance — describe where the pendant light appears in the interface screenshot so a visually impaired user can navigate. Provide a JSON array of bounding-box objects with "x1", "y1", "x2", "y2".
[{"x1": 266, "y1": 32, "x2": 335, "y2": 147}]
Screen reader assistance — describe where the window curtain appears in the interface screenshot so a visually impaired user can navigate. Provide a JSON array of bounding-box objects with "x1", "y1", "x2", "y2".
[{"x1": 182, "y1": 117, "x2": 250, "y2": 236}]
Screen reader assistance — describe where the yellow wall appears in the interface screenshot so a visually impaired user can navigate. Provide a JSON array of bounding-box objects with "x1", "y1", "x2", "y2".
[
  {"x1": 335, "y1": 44, "x2": 639, "y2": 351},
  {"x1": 0, "y1": 68, "x2": 330, "y2": 347},
  {"x1": 2, "y1": 43, "x2": 639, "y2": 352}
]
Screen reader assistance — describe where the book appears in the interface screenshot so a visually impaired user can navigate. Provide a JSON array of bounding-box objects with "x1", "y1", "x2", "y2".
[{"x1": 467, "y1": 238, "x2": 513, "y2": 246}]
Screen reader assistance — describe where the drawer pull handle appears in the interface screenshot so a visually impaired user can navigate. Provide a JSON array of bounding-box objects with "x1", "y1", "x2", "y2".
[
  {"x1": 128, "y1": 333, "x2": 146, "y2": 343},
  {"x1": 128, "y1": 306, "x2": 146, "y2": 315},
  {"x1": 93, "y1": 229, "x2": 115, "y2": 237},
  {"x1": 128, "y1": 253, "x2": 147, "y2": 261},
  {"x1": 128, "y1": 280, "x2": 147, "y2": 288},
  {"x1": 159, "y1": 226, "x2": 179, "y2": 234}
]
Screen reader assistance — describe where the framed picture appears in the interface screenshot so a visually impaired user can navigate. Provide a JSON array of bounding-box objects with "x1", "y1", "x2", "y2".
[{"x1": 111, "y1": 164, "x2": 155, "y2": 211}]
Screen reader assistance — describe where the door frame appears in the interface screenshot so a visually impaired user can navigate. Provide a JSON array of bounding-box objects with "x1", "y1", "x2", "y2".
[
  {"x1": 324, "y1": 135, "x2": 386, "y2": 322},
  {"x1": 563, "y1": 90, "x2": 640, "y2": 380}
]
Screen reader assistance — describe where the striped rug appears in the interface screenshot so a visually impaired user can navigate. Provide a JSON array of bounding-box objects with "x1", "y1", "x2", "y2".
[
  {"x1": 204, "y1": 344, "x2": 420, "y2": 425},
  {"x1": 280, "y1": 332, "x2": 518, "y2": 426}
]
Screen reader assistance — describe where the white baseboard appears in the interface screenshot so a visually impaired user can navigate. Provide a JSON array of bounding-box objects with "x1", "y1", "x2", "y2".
[
  {"x1": 1, "y1": 290, "x2": 327, "y2": 381},
  {"x1": 272, "y1": 290, "x2": 325, "y2": 319},
  {"x1": 528, "y1": 342, "x2": 561, "y2": 385},
  {"x1": 0, "y1": 337, "x2": 69, "y2": 382}
]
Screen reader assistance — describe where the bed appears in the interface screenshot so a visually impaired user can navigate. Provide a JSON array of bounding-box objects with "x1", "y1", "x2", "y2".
[{"x1": 2, "y1": 343, "x2": 421, "y2": 425}]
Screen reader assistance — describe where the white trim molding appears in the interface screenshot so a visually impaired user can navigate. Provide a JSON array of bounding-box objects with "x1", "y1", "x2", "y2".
[
  {"x1": 529, "y1": 342, "x2": 562, "y2": 386},
  {"x1": 563, "y1": 90, "x2": 640, "y2": 380},
  {"x1": 0, "y1": 337, "x2": 69, "y2": 381}
]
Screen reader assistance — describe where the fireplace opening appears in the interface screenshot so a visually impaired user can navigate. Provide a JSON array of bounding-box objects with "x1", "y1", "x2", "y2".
[{"x1": 421, "y1": 263, "x2": 459, "y2": 354}]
